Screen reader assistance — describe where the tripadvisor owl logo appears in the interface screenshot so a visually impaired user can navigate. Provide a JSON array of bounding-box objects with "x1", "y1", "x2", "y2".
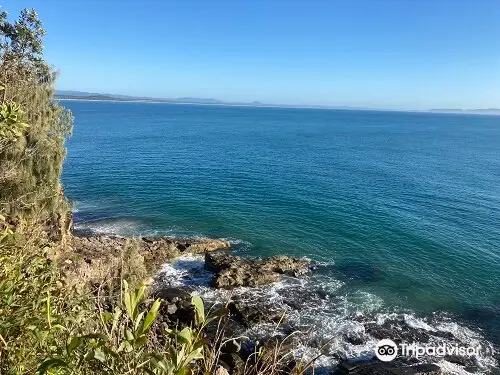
[{"x1": 375, "y1": 339, "x2": 398, "y2": 362}]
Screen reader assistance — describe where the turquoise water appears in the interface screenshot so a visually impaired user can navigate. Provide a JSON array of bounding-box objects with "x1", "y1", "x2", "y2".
[{"x1": 62, "y1": 101, "x2": 500, "y2": 348}]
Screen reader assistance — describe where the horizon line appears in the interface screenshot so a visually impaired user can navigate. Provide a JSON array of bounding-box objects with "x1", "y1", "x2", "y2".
[{"x1": 55, "y1": 90, "x2": 500, "y2": 115}]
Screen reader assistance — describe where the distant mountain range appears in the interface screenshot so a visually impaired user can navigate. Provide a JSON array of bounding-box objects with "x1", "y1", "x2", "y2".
[
  {"x1": 55, "y1": 90, "x2": 500, "y2": 114},
  {"x1": 55, "y1": 90, "x2": 224, "y2": 104},
  {"x1": 428, "y1": 108, "x2": 500, "y2": 115}
]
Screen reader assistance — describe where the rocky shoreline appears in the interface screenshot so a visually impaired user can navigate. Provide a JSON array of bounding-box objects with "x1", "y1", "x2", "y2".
[{"x1": 66, "y1": 233, "x2": 497, "y2": 375}]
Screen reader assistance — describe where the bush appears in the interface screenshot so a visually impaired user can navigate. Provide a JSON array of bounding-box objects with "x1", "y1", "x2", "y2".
[{"x1": 0, "y1": 8, "x2": 72, "y2": 240}]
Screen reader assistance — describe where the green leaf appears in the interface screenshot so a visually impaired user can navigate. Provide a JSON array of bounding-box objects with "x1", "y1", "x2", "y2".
[
  {"x1": 111, "y1": 307, "x2": 122, "y2": 332},
  {"x1": 177, "y1": 347, "x2": 185, "y2": 367},
  {"x1": 185, "y1": 347, "x2": 204, "y2": 363},
  {"x1": 67, "y1": 337, "x2": 81, "y2": 354},
  {"x1": 38, "y1": 358, "x2": 68, "y2": 374},
  {"x1": 134, "y1": 311, "x2": 145, "y2": 331},
  {"x1": 102, "y1": 311, "x2": 112, "y2": 325},
  {"x1": 135, "y1": 284, "x2": 146, "y2": 304},
  {"x1": 125, "y1": 329, "x2": 134, "y2": 341},
  {"x1": 191, "y1": 295, "x2": 205, "y2": 324},
  {"x1": 141, "y1": 299, "x2": 161, "y2": 334},
  {"x1": 84, "y1": 350, "x2": 94, "y2": 361},
  {"x1": 177, "y1": 327, "x2": 192, "y2": 345},
  {"x1": 94, "y1": 348, "x2": 106, "y2": 363},
  {"x1": 175, "y1": 368, "x2": 190, "y2": 375},
  {"x1": 117, "y1": 341, "x2": 126, "y2": 353},
  {"x1": 134, "y1": 334, "x2": 148, "y2": 348},
  {"x1": 124, "y1": 281, "x2": 133, "y2": 319}
]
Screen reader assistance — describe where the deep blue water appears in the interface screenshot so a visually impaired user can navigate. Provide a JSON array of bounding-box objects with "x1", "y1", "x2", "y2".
[{"x1": 62, "y1": 100, "x2": 500, "y2": 350}]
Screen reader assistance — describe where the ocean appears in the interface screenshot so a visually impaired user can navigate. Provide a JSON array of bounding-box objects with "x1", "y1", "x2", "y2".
[{"x1": 62, "y1": 100, "x2": 500, "y2": 373}]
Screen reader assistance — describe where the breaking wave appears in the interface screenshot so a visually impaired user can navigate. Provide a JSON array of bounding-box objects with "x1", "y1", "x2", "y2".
[{"x1": 156, "y1": 254, "x2": 498, "y2": 375}]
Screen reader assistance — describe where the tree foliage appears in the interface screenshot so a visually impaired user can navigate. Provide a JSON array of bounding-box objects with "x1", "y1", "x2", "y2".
[{"x1": 0, "y1": 8, "x2": 73, "y2": 239}]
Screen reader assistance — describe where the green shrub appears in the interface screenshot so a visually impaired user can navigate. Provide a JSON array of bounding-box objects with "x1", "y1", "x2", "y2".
[
  {"x1": 0, "y1": 98, "x2": 29, "y2": 141},
  {"x1": 0, "y1": 8, "x2": 72, "y2": 239},
  {"x1": 0, "y1": 223, "x2": 88, "y2": 374},
  {"x1": 38, "y1": 279, "x2": 230, "y2": 375}
]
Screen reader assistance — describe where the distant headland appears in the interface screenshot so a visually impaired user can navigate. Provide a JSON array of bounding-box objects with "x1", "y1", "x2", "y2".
[{"x1": 55, "y1": 90, "x2": 500, "y2": 115}]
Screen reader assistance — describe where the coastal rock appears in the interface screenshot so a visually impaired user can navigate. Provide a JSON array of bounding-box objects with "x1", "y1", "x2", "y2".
[
  {"x1": 221, "y1": 339, "x2": 242, "y2": 354},
  {"x1": 153, "y1": 287, "x2": 196, "y2": 327},
  {"x1": 141, "y1": 236, "x2": 230, "y2": 255},
  {"x1": 205, "y1": 251, "x2": 311, "y2": 289},
  {"x1": 64, "y1": 234, "x2": 230, "y2": 290},
  {"x1": 140, "y1": 236, "x2": 230, "y2": 268},
  {"x1": 71, "y1": 235, "x2": 230, "y2": 263},
  {"x1": 336, "y1": 361, "x2": 442, "y2": 375},
  {"x1": 361, "y1": 316, "x2": 454, "y2": 344},
  {"x1": 443, "y1": 354, "x2": 476, "y2": 369},
  {"x1": 229, "y1": 298, "x2": 285, "y2": 327},
  {"x1": 218, "y1": 353, "x2": 245, "y2": 375}
]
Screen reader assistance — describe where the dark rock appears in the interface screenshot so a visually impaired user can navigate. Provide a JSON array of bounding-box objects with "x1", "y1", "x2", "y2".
[
  {"x1": 344, "y1": 332, "x2": 366, "y2": 345},
  {"x1": 262, "y1": 255, "x2": 312, "y2": 277},
  {"x1": 221, "y1": 339, "x2": 241, "y2": 354},
  {"x1": 240, "y1": 336, "x2": 299, "y2": 374},
  {"x1": 443, "y1": 354, "x2": 476, "y2": 368},
  {"x1": 170, "y1": 237, "x2": 230, "y2": 254},
  {"x1": 277, "y1": 287, "x2": 336, "y2": 311},
  {"x1": 229, "y1": 300, "x2": 285, "y2": 328},
  {"x1": 364, "y1": 318, "x2": 431, "y2": 343},
  {"x1": 205, "y1": 251, "x2": 311, "y2": 289},
  {"x1": 397, "y1": 364, "x2": 442, "y2": 375},
  {"x1": 317, "y1": 289, "x2": 329, "y2": 299},
  {"x1": 335, "y1": 360, "x2": 442, "y2": 375},
  {"x1": 365, "y1": 323, "x2": 396, "y2": 341},
  {"x1": 154, "y1": 287, "x2": 191, "y2": 302},
  {"x1": 217, "y1": 359, "x2": 231, "y2": 373},
  {"x1": 219, "y1": 353, "x2": 245, "y2": 375},
  {"x1": 153, "y1": 287, "x2": 195, "y2": 327}
]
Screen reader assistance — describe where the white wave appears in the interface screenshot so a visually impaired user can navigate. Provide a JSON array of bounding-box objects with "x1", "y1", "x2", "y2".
[
  {"x1": 404, "y1": 314, "x2": 437, "y2": 331},
  {"x1": 154, "y1": 256, "x2": 498, "y2": 374},
  {"x1": 74, "y1": 217, "x2": 143, "y2": 236},
  {"x1": 220, "y1": 237, "x2": 252, "y2": 247},
  {"x1": 437, "y1": 359, "x2": 493, "y2": 375},
  {"x1": 158, "y1": 254, "x2": 212, "y2": 288}
]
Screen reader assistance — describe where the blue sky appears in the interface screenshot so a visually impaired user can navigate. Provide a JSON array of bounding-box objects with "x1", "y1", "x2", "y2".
[{"x1": 2, "y1": 0, "x2": 499, "y2": 109}]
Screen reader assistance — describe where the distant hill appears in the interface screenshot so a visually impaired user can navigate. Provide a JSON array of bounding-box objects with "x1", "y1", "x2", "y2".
[
  {"x1": 429, "y1": 108, "x2": 500, "y2": 115},
  {"x1": 55, "y1": 90, "x2": 222, "y2": 104},
  {"x1": 466, "y1": 108, "x2": 500, "y2": 114},
  {"x1": 175, "y1": 97, "x2": 222, "y2": 104},
  {"x1": 55, "y1": 91, "x2": 499, "y2": 114},
  {"x1": 54, "y1": 91, "x2": 374, "y2": 110}
]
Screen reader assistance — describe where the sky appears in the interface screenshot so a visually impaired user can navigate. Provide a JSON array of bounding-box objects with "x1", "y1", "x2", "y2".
[{"x1": 2, "y1": 0, "x2": 499, "y2": 110}]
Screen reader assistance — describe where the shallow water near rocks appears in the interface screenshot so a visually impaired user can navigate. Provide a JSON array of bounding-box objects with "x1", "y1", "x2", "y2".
[
  {"x1": 157, "y1": 253, "x2": 497, "y2": 374},
  {"x1": 61, "y1": 100, "x2": 500, "y2": 373}
]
